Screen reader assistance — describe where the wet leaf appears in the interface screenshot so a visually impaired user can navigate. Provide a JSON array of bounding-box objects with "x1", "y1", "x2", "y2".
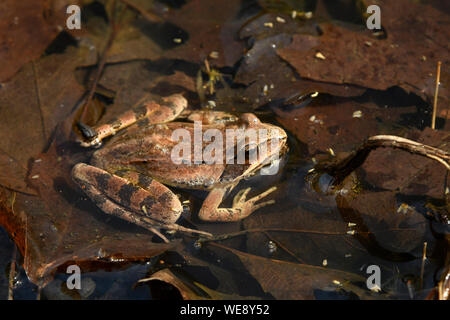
[
  {"x1": 163, "y1": 0, "x2": 246, "y2": 67},
  {"x1": 336, "y1": 190, "x2": 427, "y2": 255},
  {"x1": 0, "y1": 0, "x2": 78, "y2": 82},
  {"x1": 360, "y1": 127, "x2": 450, "y2": 199},
  {"x1": 277, "y1": 0, "x2": 450, "y2": 102},
  {"x1": 210, "y1": 244, "x2": 381, "y2": 300},
  {"x1": 274, "y1": 95, "x2": 416, "y2": 156},
  {"x1": 140, "y1": 268, "x2": 256, "y2": 300},
  {"x1": 0, "y1": 46, "x2": 88, "y2": 193}
]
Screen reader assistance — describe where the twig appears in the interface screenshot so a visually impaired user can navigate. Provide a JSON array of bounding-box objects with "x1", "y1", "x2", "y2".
[
  {"x1": 32, "y1": 61, "x2": 47, "y2": 142},
  {"x1": 311, "y1": 135, "x2": 450, "y2": 186},
  {"x1": 262, "y1": 231, "x2": 306, "y2": 264},
  {"x1": 7, "y1": 245, "x2": 17, "y2": 300},
  {"x1": 197, "y1": 228, "x2": 347, "y2": 243},
  {"x1": 80, "y1": 0, "x2": 121, "y2": 121},
  {"x1": 420, "y1": 242, "x2": 427, "y2": 289},
  {"x1": 196, "y1": 226, "x2": 412, "y2": 244},
  {"x1": 431, "y1": 61, "x2": 442, "y2": 130}
]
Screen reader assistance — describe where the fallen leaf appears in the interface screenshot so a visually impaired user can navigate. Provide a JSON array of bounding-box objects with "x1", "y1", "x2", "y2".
[
  {"x1": 163, "y1": 0, "x2": 246, "y2": 67},
  {"x1": 0, "y1": 0, "x2": 78, "y2": 82},
  {"x1": 277, "y1": 0, "x2": 450, "y2": 102},
  {"x1": 210, "y1": 243, "x2": 380, "y2": 300},
  {"x1": 139, "y1": 268, "x2": 257, "y2": 300}
]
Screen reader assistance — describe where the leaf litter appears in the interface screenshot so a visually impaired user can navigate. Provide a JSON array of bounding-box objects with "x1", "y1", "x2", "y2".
[{"x1": 0, "y1": 0, "x2": 448, "y2": 299}]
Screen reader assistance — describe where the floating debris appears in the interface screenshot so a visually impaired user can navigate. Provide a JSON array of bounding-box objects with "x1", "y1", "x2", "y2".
[
  {"x1": 328, "y1": 148, "x2": 335, "y2": 156},
  {"x1": 291, "y1": 10, "x2": 297, "y2": 19},
  {"x1": 353, "y1": 110, "x2": 363, "y2": 118},
  {"x1": 347, "y1": 230, "x2": 356, "y2": 235},
  {"x1": 209, "y1": 51, "x2": 219, "y2": 59},
  {"x1": 264, "y1": 22, "x2": 273, "y2": 28},
  {"x1": 315, "y1": 52, "x2": 326, "y2": 60},
  {"x1": 31, "y1": 175, "x2": 39, "y2": 179},
  {"x1": 173, "y1": 38, "x2": 182, "y2": 44},
  {"x1": 348, "y1": 222, "x2": 357, "y2": 227},
  {"x1": 345, "y1": 253, "x2": 352, "y2": 258},
  {"x1": 193, "y1": 240, "x2": 202, "y2": 250},
  {"x1": 310, "y1": 92, "x2": 319, "y2": 98},
  {"x1": 322, "y1": 259, "x2": 328, "y2": 266},
  {"x1": 276, "y1": 17, "x2": 286, "y2": 24},
  {"x1": 207, "y1": 100, "x2": 216, "y2": 108},
  {"x1": 365, "y1": 41, "x2": 373, "y2": 47},
  {"x1": 370, "y1": 284, "x2": 382, "y2": 293},
  {"x1": 397, "y1": 203, "x2": 412, "y2": 214},
  {"x1": 268, "y1": 240, "x2": 277, "y2": 254},
  {"x1": 332, "y1": 280, "x2": 342, "y2": 286}
]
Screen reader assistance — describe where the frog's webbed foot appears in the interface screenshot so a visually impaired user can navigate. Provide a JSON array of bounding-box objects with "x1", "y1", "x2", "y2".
[{"x1": 198, "y1": 186, "x2": 277, "y2": 222}]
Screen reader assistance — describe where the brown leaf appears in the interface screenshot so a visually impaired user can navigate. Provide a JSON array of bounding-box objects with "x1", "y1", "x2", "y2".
[
  {"x1": 211, "y1": 244, "x2": 379, "y2": 300},
  {"x1": 277, "y1": 0, "x2": 450, "y2": 102},
  {"x1": 360, "y1": 128, "x2": 450, "y2": 198},
  {"x1": 0, "y1": 0, "x2": 78, "y2": 82},
  {"x1": 140, "y1": 268, "x2": 254, "y2": 300},
  {"x1": 0, "y1": 46, "x2": 88, "y2": 194},
  {"x1": 336, "y1": 190, "x2": 427, "y2": 254},
  {"x1": 163, "y1": 0, "x2": 246, "y2": 67},
  {"x1": 274, "y1": 96, "x2": 416, "y2": 156}
]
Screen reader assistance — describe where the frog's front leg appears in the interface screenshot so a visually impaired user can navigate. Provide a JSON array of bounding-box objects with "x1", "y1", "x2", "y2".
[
  {"x1": 72, "y1": 163, "x2": 211, "y2": 242},
  {"x1": 198, "y1": 186, "x2": 277, "y2": 222},
  {"x1": 78, "y1": 94, "x2": 187, "y2": 147}
]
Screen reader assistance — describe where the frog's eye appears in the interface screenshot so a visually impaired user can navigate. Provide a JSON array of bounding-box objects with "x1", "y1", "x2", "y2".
[{"x1": 240, "y1": 113, "x2": 260, "y2": 126}]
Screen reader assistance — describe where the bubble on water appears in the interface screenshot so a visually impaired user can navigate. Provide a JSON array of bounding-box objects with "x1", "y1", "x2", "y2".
[{"x1": 268, "y1": 240, "x2": 277, "y2": 254}]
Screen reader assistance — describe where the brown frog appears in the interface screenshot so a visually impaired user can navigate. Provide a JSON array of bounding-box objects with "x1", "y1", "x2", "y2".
[{"x1": 72, "y1": 94, "x2": 287, "y2": 242}]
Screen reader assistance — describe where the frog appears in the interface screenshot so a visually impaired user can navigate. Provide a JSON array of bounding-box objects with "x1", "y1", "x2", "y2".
[{"x1": 72, "y1": 93, "x2": 287, "y2": 242}]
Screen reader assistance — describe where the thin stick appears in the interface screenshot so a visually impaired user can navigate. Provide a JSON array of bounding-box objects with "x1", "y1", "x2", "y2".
[
  {"x1": 420, "y1": 242, "x2": 427, "y2": 289},
  {"x1": 311, "y1": 135, "x2": 450, "y2": 186},
  {"x1": 262, "y1": 231, "x2": 306, "y2": 264},
  {"x1": 7, "y1": 245, "x2": 17, "y2": 300},
  {"x1": 80, "y1": 0, "x2": 120, "y2": 121},
  {"x1": 431, "y1": 61, "x2": 441, "y2": 130},
  {"x1": 32, "y1": 61, "x2": 47, "y2": 142}
]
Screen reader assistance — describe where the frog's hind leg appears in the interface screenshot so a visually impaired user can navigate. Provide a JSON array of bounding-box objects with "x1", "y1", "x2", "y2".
[
  {"x1": 78, "y1": 94, "x2": 187, "y2": 147},
  {"x1": 198, "y1": 186, "x2": 277, "y2": 222},
  {"x1": 72, "y1": 163, "x2": 212, "y2": 241}
]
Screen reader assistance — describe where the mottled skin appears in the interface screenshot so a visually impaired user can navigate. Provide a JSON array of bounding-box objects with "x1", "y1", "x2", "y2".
[{"x1": 72, "y1": 93, "x2": 287, "y2": 242}]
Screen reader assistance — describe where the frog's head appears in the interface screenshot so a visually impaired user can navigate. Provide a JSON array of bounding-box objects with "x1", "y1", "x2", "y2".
[{"x1": 237, "y1": 113, "x2": 288, "y2": 176}]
